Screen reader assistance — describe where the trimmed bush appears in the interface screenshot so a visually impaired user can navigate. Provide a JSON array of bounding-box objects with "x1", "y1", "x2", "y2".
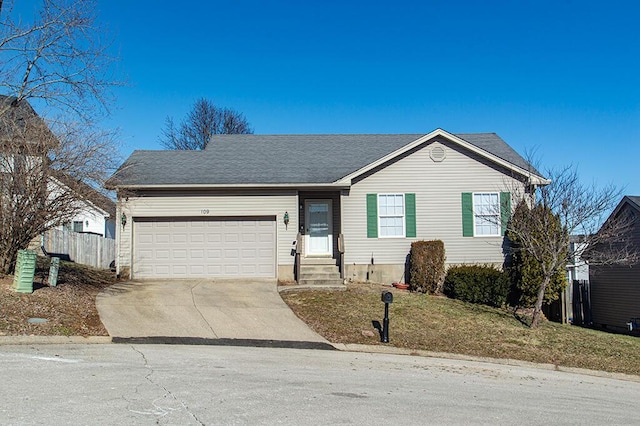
[
  {"x1": 443, "y1": 265, "x2": 509, "y2": 307},
  {"x1": 409, "y1": 240, "x2": 445, "y2": 294}
]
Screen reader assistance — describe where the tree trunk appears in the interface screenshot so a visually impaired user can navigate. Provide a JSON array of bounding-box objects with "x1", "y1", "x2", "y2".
[
  {"x1": 531, "y1": 274, "x2": 552, "y2": 328},
  {"x1": 0, "y1": 252, "x2": 16, "y2": 276}
]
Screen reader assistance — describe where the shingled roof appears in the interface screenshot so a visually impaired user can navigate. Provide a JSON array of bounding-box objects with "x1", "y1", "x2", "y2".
[
  {"x1": 108, "y1": 130, "x2": 544, "y2": 188},
  {"x1": 626, "y1": 196, "x2": 640, "y2": 210},
  {"x1": 0, "y1": 95, "x2": 56, "y2": 150}
]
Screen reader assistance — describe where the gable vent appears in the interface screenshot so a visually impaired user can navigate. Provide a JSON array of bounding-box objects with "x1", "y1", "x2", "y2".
[{"x1": 430, "y1": 146, "x2": 446, "y2": 162}]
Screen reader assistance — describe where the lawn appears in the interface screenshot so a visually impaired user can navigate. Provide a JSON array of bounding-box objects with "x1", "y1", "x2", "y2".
[
  {"x1": 0, "y1": 258, "x2": 117, "y2": 336},
  {"x1": 281, "y1": 282, "x2": 640, "y2": 376}
]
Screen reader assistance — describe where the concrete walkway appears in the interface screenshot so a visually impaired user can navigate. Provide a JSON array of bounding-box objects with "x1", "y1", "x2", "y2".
[{"x1": 96, "y1": 279, "x2": 330, "y2": 345}]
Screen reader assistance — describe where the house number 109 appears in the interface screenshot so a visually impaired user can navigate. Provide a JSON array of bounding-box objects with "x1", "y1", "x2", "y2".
[{"x1": 201, "y1": 209, "x2": 210, "y2": 215}]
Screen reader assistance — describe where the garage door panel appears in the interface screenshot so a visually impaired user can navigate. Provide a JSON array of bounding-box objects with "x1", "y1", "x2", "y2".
[
  {"x1": 207, "y1": 265, "x2": 223, "y2": 274},
  {"x1": 242, "y1": 233, "x2": 256, "y2": 242},
  {"x1": 173, "y1": 265, "x2": 187, "y2": 275},
  {"x1": 242, "y1": 248, "x2": 256, "y2": 258},
  {"x1": 156, "y1": 234, "x2": 170, "y2": 244},
  {"x1": 173, "y1": 234, "x2": 188, "y2": 244},
  {"x1": 173, "y1": 249, "x2": 187, "y2": 259},
  {"x1": 259, "y1": 232, "x2": 274, "y2": 242},
  {"x1": 207, "y1": 249, "x2": 222, "y2": 258},
  {"x1": 134, "y1": 218, "x2": 276, "y2": 279},
  {"x1": 259, "y1": 248, "x2": 273, "y2": 259},
  {"x1": 190, "y1": 265, "x2": 205, "y2": 274},
  {"x1": 207, "y1": 234, "x2": 222, "y2": 243},
  {"x1": 190, "y1": 234, "x2": 205, "y2": 243},
  {"x1": 156, "y1": 250, "x2": 170, "y2": 259},
  {"x1": 224, "y1": 265, "x2": 240, "y2": 274},
  {"x1": 225, "y1": 249, "x2": 239, "y2": 259},
  {"x1": 190, "y1": 249, "x2": 204, "y2": 259},
  {"x1": 225, "y1": 233, "x2": 239, "y2": 243}
]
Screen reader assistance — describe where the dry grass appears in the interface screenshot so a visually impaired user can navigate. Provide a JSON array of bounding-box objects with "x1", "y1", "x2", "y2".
[
  {"x1": 281, "y1": 282, "x2": 640, "y2": 376},
  {"x1": 0, "y1": 257, "x2": 118, "y2": 336}
]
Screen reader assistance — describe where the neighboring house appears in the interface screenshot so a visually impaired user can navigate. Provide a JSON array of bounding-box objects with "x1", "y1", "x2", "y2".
[
  {"x1": 1, "y1": 95, "x2": 115, "y2": 239},
  {"x1": 567, "y1": 234, "x2": 590, "y2": 282},
  {"x1": 589, "y1": 196, "x2": 640, "y2": 334},
  {"x1": 108, "y1": 129, "x2": 547, "y2": 282},
  {"x1": 57, "y1": 175, "x2": 116, "y2": 239}
]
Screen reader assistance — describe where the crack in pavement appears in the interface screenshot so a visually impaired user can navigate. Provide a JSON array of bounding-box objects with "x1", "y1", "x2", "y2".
[
  {"x1": 191, "y1": 280, "x2": 218, "y2": 338},
  {"x1": 130, "y1": 345, "x2": 204, "y2": 425}
]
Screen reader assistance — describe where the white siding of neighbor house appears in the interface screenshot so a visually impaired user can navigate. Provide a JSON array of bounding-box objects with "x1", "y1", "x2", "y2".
[
  {"x1": 342, "y1": 139, "x2": 526, "y2": 266},
  {"x1": 117, "y1": 190, "x2": 298, "y2": 276},
  {"x1": 64, "y1": 207, "x2": 110, "y2": 236}
]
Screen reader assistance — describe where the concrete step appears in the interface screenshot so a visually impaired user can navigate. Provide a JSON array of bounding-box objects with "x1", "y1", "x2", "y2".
[
  {"x1": 300, "y1": 265, "x2": 340, "y2": 274},
  {"x1": 300, "y1": 272, "x2": 341, "y2": 281},
  {"x1": 300, "y1": 257, "x2": 336, "y2": 265},
  {"x1": 298, "y1": 259, "x2": 343, "y2": 286},
  {"x1": 298, "y1": 278, "x2": 345, "y2": 286}
]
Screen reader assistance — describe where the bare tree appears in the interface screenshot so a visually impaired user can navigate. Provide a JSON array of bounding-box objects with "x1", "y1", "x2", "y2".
[
  {"x1": 0, "y1": 98, "x2": 118, "y2": 274},
  {"x1": 507, "y1": 166, "x2": 637, "y2": 327},
  {"x1": 0, "y1": 0, "x2": 120, "y2": 274},
  {"x1": 1, "y1": 0, "x2": 117, "y2": 119},
  {"x1": 160, "y1": 98, "x2": 252, "y2": 150}
]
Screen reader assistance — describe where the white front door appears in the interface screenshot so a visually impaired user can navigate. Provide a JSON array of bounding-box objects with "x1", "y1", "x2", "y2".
[{"x1": 305, "y1": 200, "x2": 332, "y2": 256}]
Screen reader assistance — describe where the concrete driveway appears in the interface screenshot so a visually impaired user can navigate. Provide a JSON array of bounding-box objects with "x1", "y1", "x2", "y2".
[{"x1": 96, "y1": 279, "x2": 330, "y2": 346}]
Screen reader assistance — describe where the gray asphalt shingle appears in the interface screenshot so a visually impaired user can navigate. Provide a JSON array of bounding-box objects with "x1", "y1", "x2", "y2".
[{"x1": 108, "y1": 132, "x2": 538, "y2": 187}]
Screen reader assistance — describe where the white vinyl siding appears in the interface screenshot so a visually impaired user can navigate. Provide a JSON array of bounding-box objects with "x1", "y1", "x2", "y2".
[
  {"x1": 473, "y1": 193, "x2": 500, "y2": 236},
  {"x1": 378, "y1": 194, "x2": 404, "y2": 237},
  {"x1": 343, "y1": 139, "x2": 525, "y2": 266}
]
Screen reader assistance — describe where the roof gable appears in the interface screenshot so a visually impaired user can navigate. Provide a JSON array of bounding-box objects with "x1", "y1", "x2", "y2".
[
  {"x1": 337, "y1": 129, "x2": 546, "y2": 185},
  {"x1": 611, "y1": 196, "x2": 640, "y2": 218},
  {"x1": 54, "y1": 173, "x2": 116, "y2": 217},
  {"x1": 108, "y1": 130, "x2": 547, "y2": 188},
  {"x1": 0, "y1": 95, "x2": 56, "y2": 151}
]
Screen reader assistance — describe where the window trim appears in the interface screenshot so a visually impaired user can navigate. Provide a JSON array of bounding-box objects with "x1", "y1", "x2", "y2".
[
  {"x1": 472, "y1": 192, "x2": 501, "y2": 237},
  {"x1": 72, "y1": 220, "x2": 84, "y2": 233},
  {"x1": 377, "y1": 193, "x2": 406, "y2": 238}
]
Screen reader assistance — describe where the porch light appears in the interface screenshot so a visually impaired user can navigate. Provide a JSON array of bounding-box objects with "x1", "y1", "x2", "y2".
[
  {"x1": 284, "y1": 211, "x2": 290, "y2": 229},
  {"x1": 121, "y1": 213, "x2": 127, "y2": 228}
]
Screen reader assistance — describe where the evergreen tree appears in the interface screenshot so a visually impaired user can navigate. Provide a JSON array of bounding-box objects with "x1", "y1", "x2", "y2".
[{"x1": 507, "y1": 201, "x2": 568, "y2": 309}]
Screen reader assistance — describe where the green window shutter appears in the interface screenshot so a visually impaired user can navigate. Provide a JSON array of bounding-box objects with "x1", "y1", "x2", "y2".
[
  {"x1": 500, "y1": 192, "x2": 511, "y2": 235},
  {"x1": 405, "y1": 193, "x2": 416, "y2": 238},
  {"x1": 366, "y1": 194, "x2": 378, "y2": 238},
  {"x1": 461, "y1": 192, "x2": 473, "y2": 237}
]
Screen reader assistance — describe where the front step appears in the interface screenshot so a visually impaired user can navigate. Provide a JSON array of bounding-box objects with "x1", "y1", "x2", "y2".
[{"x1": 298, "y1": 258, "x2": 344, "y2": 286}]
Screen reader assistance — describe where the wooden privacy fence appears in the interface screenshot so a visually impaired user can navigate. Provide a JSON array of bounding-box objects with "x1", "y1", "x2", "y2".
[
  {"x1": 571, "y1": 280, "x2": 592, "y2": 326},
  {"x1": 42, "y1": 229, "x2": 115, "y2": 269}
]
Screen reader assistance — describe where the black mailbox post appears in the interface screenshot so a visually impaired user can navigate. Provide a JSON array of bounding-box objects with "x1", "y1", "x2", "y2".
[{"x1": 381, "y1": 291, "x2": 393, "y2": 343}]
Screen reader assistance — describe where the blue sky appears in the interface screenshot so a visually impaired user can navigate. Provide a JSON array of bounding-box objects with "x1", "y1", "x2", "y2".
[{"x1": 14, "y1": 1, "x2": 640, "y2": 195}]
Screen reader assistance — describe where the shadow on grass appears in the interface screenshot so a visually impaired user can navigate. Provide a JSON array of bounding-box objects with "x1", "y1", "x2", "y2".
[
  {"x1": 372, "y1": 320, "x2": 383, "y2": 341},
  {"x1": 512, "y1": 306, "x2": 532, "y2": 328},
  {"x1": 34, "y1": 256, "x2": 118, "y2": 291}
]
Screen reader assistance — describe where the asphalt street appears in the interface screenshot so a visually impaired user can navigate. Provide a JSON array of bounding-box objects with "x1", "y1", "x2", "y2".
[{"x1": 0, "y1": 344, "x2": 637, "y2": 425}]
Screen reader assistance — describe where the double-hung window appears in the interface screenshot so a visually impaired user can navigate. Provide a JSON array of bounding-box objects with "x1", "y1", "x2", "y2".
[
  {"x1": 473, "y1": 193, "x2": 500, "y2": 236},
  {"x1": 367, "y1": 193, "x2": 416, "y2": 238},
  {"x1": 378, "y1": 194, "x2": 405, "y2": 237},
  {"x1": 462, "y1": 192, "x2": 511, "y2": 237}
]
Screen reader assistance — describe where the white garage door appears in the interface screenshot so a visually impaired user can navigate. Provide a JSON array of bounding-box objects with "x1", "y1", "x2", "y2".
[{"x1": 133, "y1": 217, "x2": 276, "y2": 279}]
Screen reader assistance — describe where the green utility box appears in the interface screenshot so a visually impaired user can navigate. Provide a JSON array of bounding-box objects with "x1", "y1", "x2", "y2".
[
  {"x1": 48, "y1": 256, "x2": 60, "y2": 287},
  {"x1": 13, "y1": 249, "x2": 36, "y2": 293}
]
